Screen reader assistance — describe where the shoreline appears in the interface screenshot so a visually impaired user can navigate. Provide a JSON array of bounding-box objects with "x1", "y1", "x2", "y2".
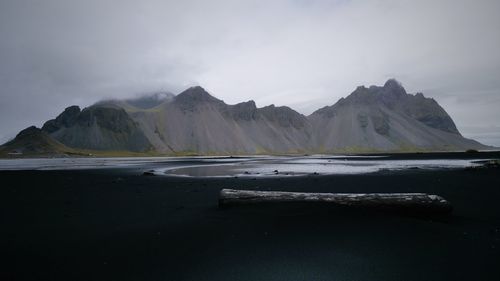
[{"x1": 1, "y1": 149, "x2": 499, "y2": 160}]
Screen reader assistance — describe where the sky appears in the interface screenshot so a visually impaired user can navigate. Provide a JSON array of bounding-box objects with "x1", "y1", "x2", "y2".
[{"x1": 1, "y1": 0, "x2": 499, "y2": 146}]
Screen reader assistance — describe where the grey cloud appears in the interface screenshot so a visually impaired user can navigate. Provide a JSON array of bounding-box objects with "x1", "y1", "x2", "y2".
[{"x1": 1, "y1": 0, "x2": 499, "y2": 146}]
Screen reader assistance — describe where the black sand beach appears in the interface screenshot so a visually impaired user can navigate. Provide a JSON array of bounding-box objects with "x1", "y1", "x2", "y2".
[{"x1": 1, "y1": 152, "x2": 500, "y2": 281}]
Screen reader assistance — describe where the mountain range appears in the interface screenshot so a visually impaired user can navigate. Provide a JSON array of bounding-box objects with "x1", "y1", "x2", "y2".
[{"x1": 0, "y1": 79, "x2": 491, "y2": 156}]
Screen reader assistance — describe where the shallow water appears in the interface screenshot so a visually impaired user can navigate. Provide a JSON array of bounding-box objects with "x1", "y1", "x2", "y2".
[
  {"x1": 162, "y1": 157, "x2": 487, "y2": 177},
  {"x1": 0, "y1": 155, "x2": 489, "y2": 176}
]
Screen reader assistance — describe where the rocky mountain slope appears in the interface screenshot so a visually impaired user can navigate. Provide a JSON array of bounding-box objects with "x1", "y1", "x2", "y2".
[
  {"x1": 128, "y1": 86, "x2": 313, "y2": 154},
  {"x1": 41, "y1": 105, "x2": 152, "y2": 152},
  {"x1": 1, "y1": 79, "x2": 491, "y2": 156},
  {"x1": 309, "y1": 79, "x2": 484, "y2": 152}
]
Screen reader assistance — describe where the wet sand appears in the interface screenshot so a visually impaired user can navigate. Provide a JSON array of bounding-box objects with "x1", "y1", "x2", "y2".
[{"x1": 1, "y1": 152, "x2": 500, "y2": 280}]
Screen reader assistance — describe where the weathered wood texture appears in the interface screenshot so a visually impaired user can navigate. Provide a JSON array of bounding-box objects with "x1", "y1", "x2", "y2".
[{"x1": 219, "y1": 189, "x2": 452, "y2": 213}]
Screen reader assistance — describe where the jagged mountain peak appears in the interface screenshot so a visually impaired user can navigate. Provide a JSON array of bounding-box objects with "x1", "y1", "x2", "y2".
[
  {"x1": 231, "y1": 100, "x2": 257, "y2": 112},
  {"x1": 383, "y1": 78, "x2": 403, "y2": 89},
  {"x1": 63, "y1": 105, "x2": 81, "y2": 113},
  {"x1": 42, "y1": 105, "x2": 81, "y2": 133},
  {"x1": 177, "y1": 86, "x2": 214, "y2": 99},
  {"x1": 350, "y1": 79, "x2": 406, "y2": 100},
  {"x1": 226, "y1": 100, "x2": 258, "y2": 121},
  {"x1": 16, "y1": 126, "x2": 41, "y2": 138},
  {"x1": 381, "y1": 78, "x2": 407, "y2": 97},
  {"x1": 415, "y1": 92, "x2": 425, "y2": 98},
  {"x1": 237, "y1": 100, "x2": 257, "y2": 108},
  {"x1": 310, "y1": 79, "x2": 461, "y2": 136},
  {"x1": 174, "y1": 86, "x2": 223, "y2": 107},
  {"x1": 345, "y1": 79, "x2": 408, "y2": 103},
  {"x1": 259, "y1": 104, "x2": 307, "y2": 129}
]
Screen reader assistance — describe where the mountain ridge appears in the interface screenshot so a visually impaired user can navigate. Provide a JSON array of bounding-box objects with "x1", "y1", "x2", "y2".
[{"x1": 1, "y1": 79, "x2": 493, "y2": 156}]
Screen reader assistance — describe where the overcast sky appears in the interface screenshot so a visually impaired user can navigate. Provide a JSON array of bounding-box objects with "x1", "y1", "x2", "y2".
[{"x1": 1, "y1": 0, "x2": 499, "y2": 146}]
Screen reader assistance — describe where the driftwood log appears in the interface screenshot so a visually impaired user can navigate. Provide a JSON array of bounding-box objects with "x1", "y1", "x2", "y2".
[{"x1": 219, "y1": 189, "x2": 452, "y2": 213}]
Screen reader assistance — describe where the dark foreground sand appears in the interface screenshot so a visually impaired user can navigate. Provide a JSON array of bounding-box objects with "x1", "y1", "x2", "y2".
[{"x1": 1, "y1": 152, "x2": 500, "y2": 281}]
